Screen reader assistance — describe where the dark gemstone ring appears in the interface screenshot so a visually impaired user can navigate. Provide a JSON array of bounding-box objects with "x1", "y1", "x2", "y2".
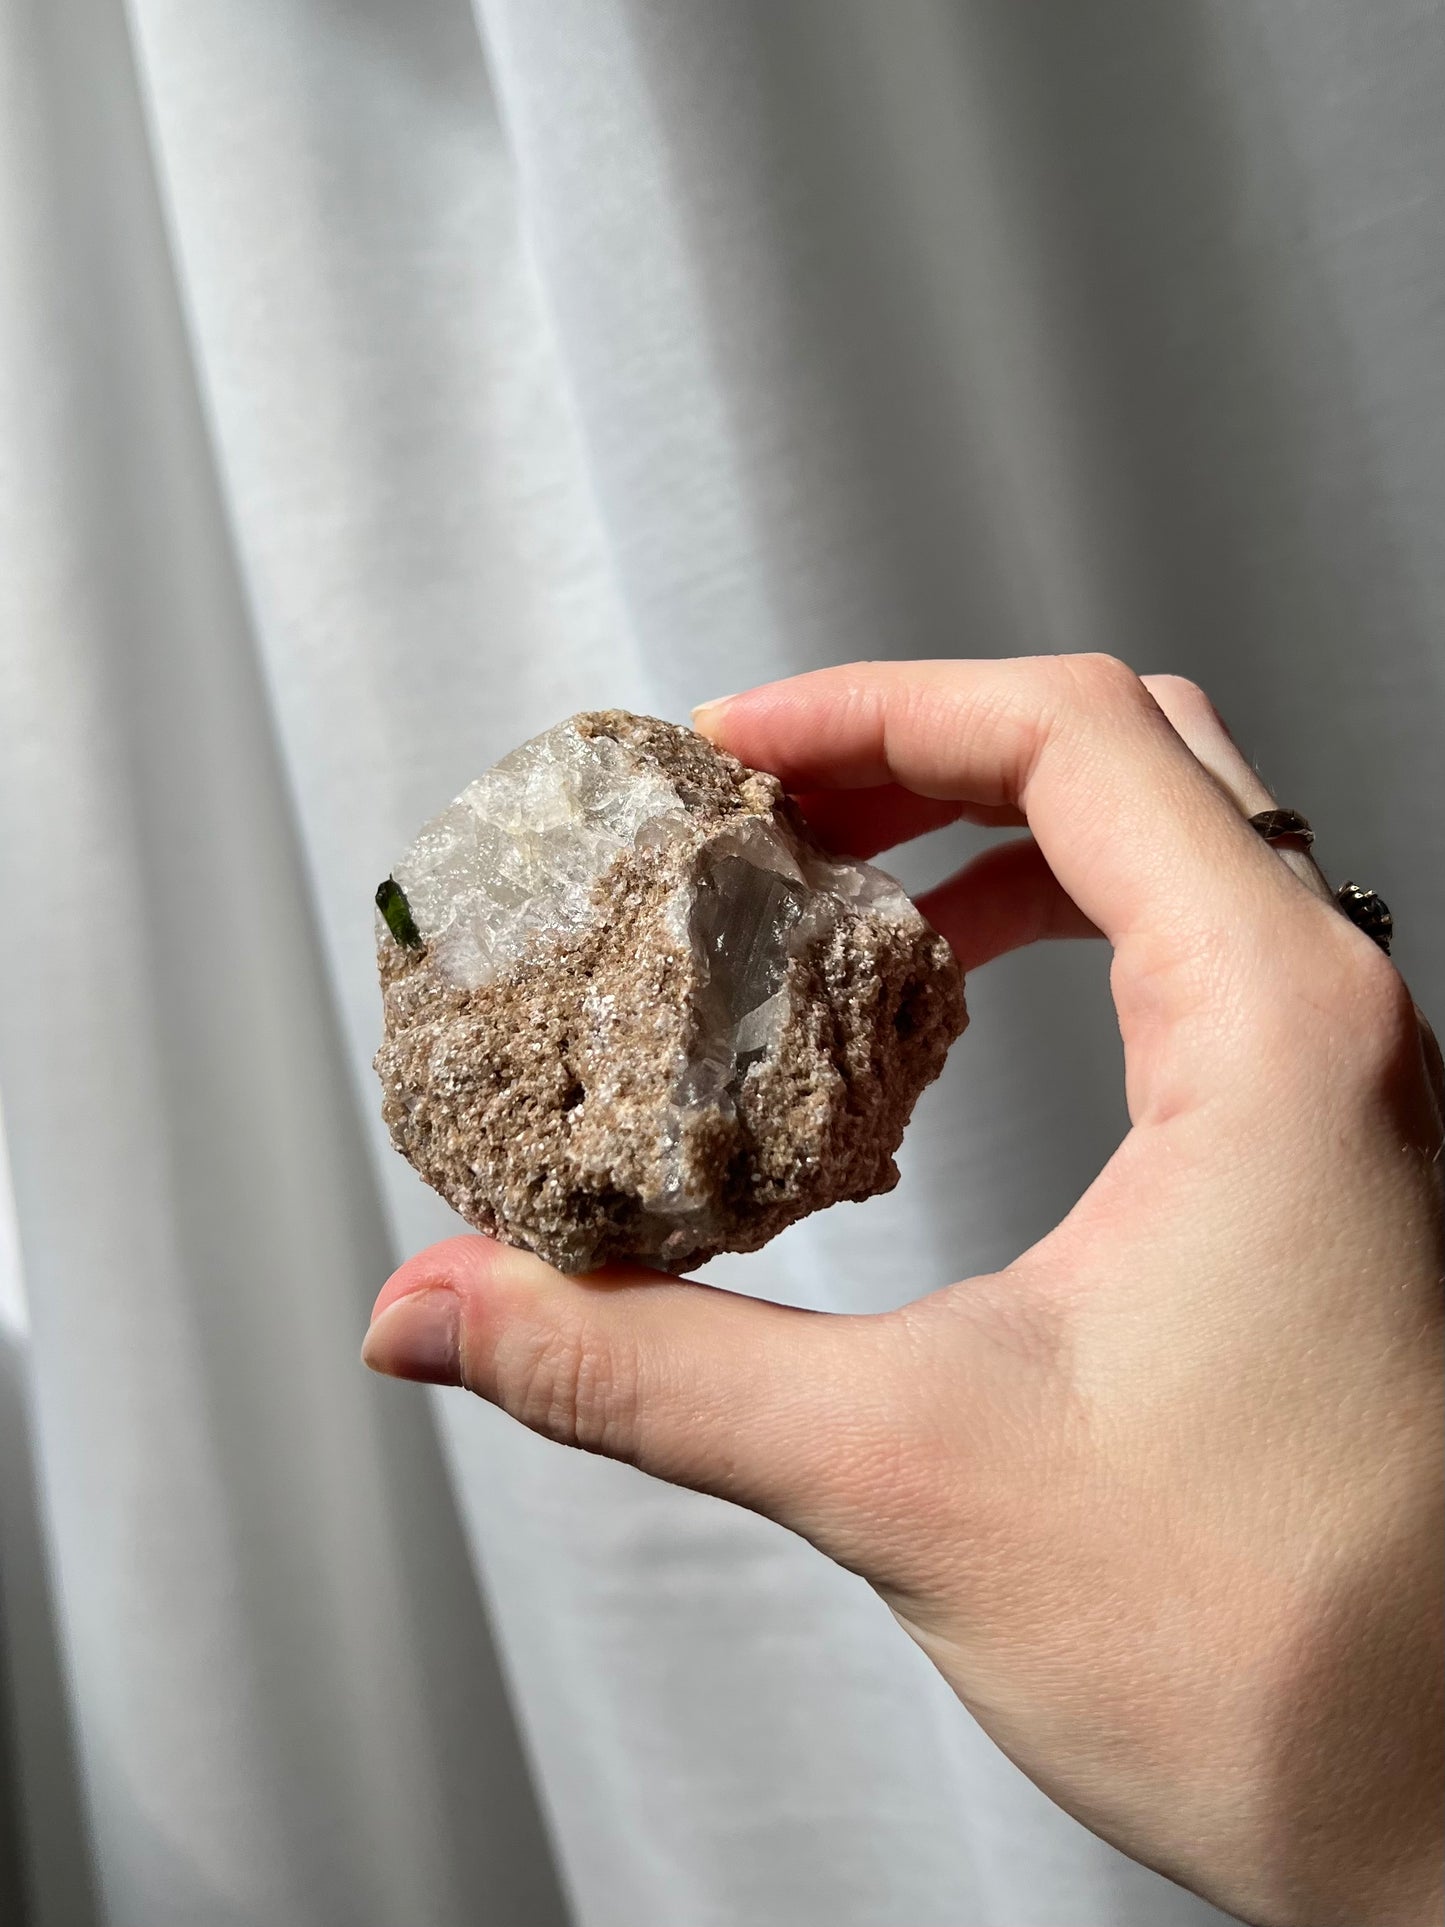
[
  {"x1": 1248, "y1": 807, "x2": 1315, "y2": 848},
  {"x1": 1334, "y1": 880, "x2": 1393, "y2": 955},
  {"x1": 1248, "y1": 809, "x2": 1393, "y2": 955}
]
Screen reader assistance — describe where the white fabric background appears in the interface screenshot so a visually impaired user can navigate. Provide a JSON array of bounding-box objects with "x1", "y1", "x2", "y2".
[{"x1": 1, "y1": 2, "x2": 1440, "y2": 1923}]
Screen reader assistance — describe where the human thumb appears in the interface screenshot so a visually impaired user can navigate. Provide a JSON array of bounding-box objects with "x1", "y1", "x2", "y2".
[{"x1": 363, "y1": 1235, "x2": 920, "y2": 1562}]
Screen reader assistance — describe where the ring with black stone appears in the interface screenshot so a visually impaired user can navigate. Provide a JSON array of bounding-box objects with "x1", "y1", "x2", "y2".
[
  {"x1": 1247, "y1": 809, "x2": 1393, "y2": 955},
  {"x1": 1334, "y1": 880, "x2": 1394, "y2": 955},
  {"x1": 1248, "y1": 807, "x2": 1316, "y2": 849}
]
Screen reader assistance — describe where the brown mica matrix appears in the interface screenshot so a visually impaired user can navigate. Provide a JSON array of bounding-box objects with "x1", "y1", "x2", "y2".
[{"x1": 374, "y1": 711, "x2": 966, "y2": 1274}]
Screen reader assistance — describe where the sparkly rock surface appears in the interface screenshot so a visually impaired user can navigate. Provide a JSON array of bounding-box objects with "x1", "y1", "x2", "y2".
[{"x1": 374, "y1": 711, "x2": 966, "y2": 1274}]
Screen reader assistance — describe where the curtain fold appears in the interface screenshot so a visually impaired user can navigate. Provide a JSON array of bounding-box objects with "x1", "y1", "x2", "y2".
[
  {"x1": 2, "y1": 0, "x2": 1439, "y2": 1922},
  {"x1": 0, "y1": 1, "x2": 565, "y2": 1922}
]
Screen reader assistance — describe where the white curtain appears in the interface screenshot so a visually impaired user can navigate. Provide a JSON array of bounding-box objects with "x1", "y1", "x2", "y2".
[{"x1": 1, "y1": 1, "x2": 1440, "y2": 1922}]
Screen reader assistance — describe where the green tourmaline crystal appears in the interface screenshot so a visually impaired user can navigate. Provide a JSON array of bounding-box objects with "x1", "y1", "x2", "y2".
[{"x1": 375, "y1": 876, "x2": 422, "y2": 951}]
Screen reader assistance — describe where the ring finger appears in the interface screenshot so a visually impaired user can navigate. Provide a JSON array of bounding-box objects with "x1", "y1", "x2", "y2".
[{"x1": 1139, "y1": 675, "x2": 1335, "y2": 906}]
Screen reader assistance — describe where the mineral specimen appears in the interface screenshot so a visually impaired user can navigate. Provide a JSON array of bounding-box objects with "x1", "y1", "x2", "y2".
[{"x1": 374, "y1": 711, "x2": 966, "y2": 1273}]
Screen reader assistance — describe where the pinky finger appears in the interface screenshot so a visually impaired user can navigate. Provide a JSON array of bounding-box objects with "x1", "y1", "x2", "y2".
[{"x1": 917, "y1": 837, "x2": 1098, "y2": 974}]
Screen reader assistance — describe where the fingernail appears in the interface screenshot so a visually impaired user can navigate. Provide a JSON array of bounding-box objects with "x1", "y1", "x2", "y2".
[
  {"x1": 361, "y1": 1287, "x2": 462, "y2": 1386},
  {"x1": 690, "y1": 694, "x2": 737, "y2": 734}
]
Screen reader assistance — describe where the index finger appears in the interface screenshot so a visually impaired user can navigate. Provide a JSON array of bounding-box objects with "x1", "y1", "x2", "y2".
[{"x1": 693, "y1": 656, "x2": 1337, "y2": 993}]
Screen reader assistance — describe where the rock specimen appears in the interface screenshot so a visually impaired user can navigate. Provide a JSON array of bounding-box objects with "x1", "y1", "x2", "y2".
[{"x1": 374, "y1": 711, "x2": 965, "y2": 1273}]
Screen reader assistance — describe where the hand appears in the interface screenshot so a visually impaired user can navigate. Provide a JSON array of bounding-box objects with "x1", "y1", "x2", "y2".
[{"x1": 364, "y1": 657, "x2": 1444, "y2": 1927}]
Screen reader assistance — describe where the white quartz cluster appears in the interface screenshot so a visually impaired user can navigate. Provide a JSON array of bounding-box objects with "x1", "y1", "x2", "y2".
[
  {"x1": 388, "y1": 717, "x2": 919, "y2": 1080},
  {"x1": 392, "y1": 724, "x2": 683, "y2": 988}
]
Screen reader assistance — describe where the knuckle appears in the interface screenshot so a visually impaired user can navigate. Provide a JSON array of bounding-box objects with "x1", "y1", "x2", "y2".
[
  {"x1": 1315, "y1": 913, "x2": 1408, "y2": 1016},
  {"x1": 495, "y1": 1319, "x2": 640, "y2": 1458},
  {"x1": 1143, "y1": 673, "x2": 1218, "y2": 729},
  {"x1": 1058, "y1": 651, "x2": 1147, "y2": 712},
  {"x1": 1336, "y1": 939, "x2": 1415, "y2": 1053},
  {"x1": 1287, "y1": 917, "x2": 1419, "y2": 1086}
]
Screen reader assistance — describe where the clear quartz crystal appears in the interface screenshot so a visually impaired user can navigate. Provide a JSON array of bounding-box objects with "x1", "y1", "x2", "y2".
[
  {"x1": 392, "y1": 718, "x2": 926, "y2": 1149},
  {"x1": 392, "y1": 724, "x2": 683, "y2": 987},
  {"x1": 687, "y1": 850, "x2": 807, "y2": 1081}
]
